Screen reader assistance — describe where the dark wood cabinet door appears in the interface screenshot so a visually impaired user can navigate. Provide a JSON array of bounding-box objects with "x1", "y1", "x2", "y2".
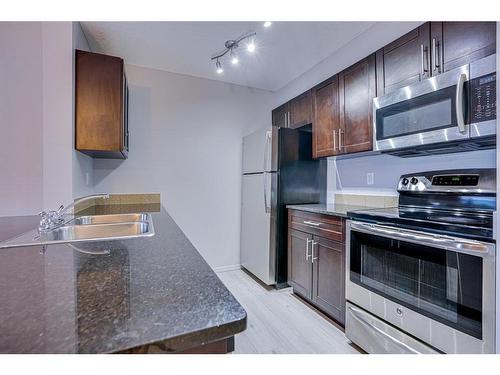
[
  {"x1": 312, "y1": 236, "x2": 345, "y2": 324},
  {"x1": 289, "y1": 90, "x2": 312, "y2": 129},
  {"x1": 76, "y1": 50, "x2": 128, "y2": 159},
  {"x1": 272, "y1": 102, "x2": 290, "y2": 128},
  {"x1": 312, "y1": 75, "x2": 341, "y2": 158},
  {"x1": 339, "y1": 55, "x2": 376, "y2": 154},
  {"x1": 430, "y1": 22, "x2": 496, "y2": 75},
  {"x1": 376, "y1": 23, "x2": 431, "y2": 95},
  {"x1": 287, "y1": 229, "x2": 313, "y2": 299}
]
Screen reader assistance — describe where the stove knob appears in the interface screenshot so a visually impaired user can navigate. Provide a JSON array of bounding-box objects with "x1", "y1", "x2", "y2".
[
  {"x1": 410, "y1": 177, "x2": 419, "y2": 185},
  {"x1": 401, "y1": 178, "x2": 409, "y2": 186}
]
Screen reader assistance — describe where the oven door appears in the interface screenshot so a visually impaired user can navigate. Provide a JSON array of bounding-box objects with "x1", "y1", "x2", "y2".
[
  {"x1": 374, "y1": 64, "x2": 470, "y2": 152},
  {"x1": 346, "y1": 220, "x2": 495, "y2": 354}
]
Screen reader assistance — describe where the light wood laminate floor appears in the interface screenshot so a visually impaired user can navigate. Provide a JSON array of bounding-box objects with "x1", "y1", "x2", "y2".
[{"x1": 217, "y1": 269, "x2": 361, "y2": 354}]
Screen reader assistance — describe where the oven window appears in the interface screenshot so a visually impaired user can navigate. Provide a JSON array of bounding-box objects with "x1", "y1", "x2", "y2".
[
  {"x1": 350, "y1": 231, "x2": 482, "y2": 339},
  {"x1": 376, "y1": 85, "x2": 458, "y2": 140}
]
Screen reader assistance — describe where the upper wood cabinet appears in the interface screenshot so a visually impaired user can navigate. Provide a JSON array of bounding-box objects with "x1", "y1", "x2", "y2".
[
  {"x1": 289, "y1": 90, "x2": 313, "y2": 129},
  {"x1": 272, "y1": 91, "x2": 313, "y2": 129},
  {"x1": 272, "y1": 102, "x2": 290, "y2": 128},
  {"x1": 75, "y1": 50, "x2": 129, "y2": 159},
  {"x1": 339, "y1": 54, "x2": 376, "y2": 154},
  {"x1": 312, "y1": 76, "x2": 341, "y2": 158},
  {"x1": 273, "y1": 22, "x2": 495, "y2": 158},
  {"x1": 312, "y1": 55, "x2": 375, "y2": 158},
  {"x1": 430, "y1": 22, "x2": 496, "y2": 74},
  {"x1": 377, "y1": 22, "x2": 496, "y2": 95},
  {"x1": 376, "y1": 23, "x2": 431, "y2": 96}
]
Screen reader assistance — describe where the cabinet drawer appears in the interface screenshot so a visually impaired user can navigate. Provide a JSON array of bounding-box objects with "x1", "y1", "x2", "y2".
[{"x1": 288, "y1": 209, "x2": 344, "y2": 242}]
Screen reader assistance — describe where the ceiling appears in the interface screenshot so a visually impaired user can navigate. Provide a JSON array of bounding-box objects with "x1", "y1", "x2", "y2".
[{"x1": 81, "y1": 22, "x2": 376, "y2": 91}]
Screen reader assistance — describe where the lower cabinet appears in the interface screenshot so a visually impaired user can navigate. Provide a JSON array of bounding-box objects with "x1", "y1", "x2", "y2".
[
  {"x1": 288, "y1": 229, "x2": 313, "y2": 298},
  {"x1": 311, "y1": 236, "x2": 345, "y2": 324},
  {"x1": 287, "y1": 209, "x2": 345, "y2": 325}
]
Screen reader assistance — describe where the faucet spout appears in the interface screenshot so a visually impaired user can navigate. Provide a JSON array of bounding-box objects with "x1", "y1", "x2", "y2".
[{"x1": 38, "y1": 194, "x2": 110, "y2": 233}]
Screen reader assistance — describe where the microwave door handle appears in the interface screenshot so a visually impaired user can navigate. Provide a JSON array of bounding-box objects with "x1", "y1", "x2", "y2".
[{"x1": 455, "y1": 73, "x2": 467, "y2": 133}]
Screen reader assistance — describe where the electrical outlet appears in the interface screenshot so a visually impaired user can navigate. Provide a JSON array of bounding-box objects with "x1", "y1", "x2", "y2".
[
  {"x1": 85, "y1": 172, "x2": 90, "y2": 186},
  {"x1": 366, "y1": 172, "x2": 374, "y2": 185}
]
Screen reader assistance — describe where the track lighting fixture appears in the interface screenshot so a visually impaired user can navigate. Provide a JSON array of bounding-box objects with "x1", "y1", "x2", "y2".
[
  {"x1": 211, "y1": 31, "x2": 256, "y2": 74},
  {"x1": 216, "y1": 59, "x2": 223, "y2": 74},
  {"x1": 247, "y1": 40, "x2": 256, "y2": 53}
]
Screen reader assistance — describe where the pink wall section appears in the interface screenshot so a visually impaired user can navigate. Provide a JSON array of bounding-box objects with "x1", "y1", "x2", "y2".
[{"x1": 0, "y1": 22, "x2": 44, "y2": 216}]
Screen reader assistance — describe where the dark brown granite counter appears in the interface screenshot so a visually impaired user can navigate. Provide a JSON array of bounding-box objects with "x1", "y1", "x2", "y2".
[
  {"x1": 287, "y1": 203, "x2": 376, "y2": 218},
  {"x1": 0, "y1": 204, "x2": 246, "y2": 353}
]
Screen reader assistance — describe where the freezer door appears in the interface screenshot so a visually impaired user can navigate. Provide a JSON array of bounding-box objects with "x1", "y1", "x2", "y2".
[
  {"x1": 241, "y1": 173, "x2": 275, "y2": 285},
  {"x1": 242, "y1": 126, "x2": 276, "y2": 174}
]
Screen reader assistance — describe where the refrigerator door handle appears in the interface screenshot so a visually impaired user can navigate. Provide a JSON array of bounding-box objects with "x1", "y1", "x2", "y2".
[
  {"x1": 263, "y1": 172, "x2": 271, "y2": 213},
  {"x1": 264, "y1": 130, "x2": 271, "y2": 172}
]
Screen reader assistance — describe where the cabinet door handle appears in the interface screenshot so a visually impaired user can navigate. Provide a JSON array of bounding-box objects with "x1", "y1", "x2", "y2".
[
  {"x1": 303, "y1": 220, "x2": 321, "y2": 227},
  {"x1": 311, "y1": 240, "x2": 318, "y2": 263},
  {"x1": 333, "y1": 130, "x2": 337, "y2": 151},
  {"x1": 420, "y1": 44, "x2": 429, "y2": 77},
  {"x1": 338, "y1": 129, "x2": 343, "y2": 151},
  {"x1": 432, "y1": 38, "x2": 440, "y2": 73},
  {"x1": 305, "y1": 238, "x2": 311, "y2": 261}
]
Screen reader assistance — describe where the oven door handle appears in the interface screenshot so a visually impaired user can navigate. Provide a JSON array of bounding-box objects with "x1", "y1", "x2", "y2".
[
  {"x1": 350, "y1": 221, "x2": 494, "y2": 257},
  {"x1": 456, "y1": 73, "x2": 467, "y2": 133},
  {"x1": 347, "y1": 306, "x2": 419, "y2": 354}
]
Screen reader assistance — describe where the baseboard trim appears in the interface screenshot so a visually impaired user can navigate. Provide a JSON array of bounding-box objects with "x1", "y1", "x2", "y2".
[{"x1": 213, "y1": 264, "x2": 242, "y2": 273}]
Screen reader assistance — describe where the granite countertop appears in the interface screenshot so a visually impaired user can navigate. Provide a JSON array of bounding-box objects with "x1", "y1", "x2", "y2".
[
  {"x1": 0, "y1": 204, "x2": 246, "y2": 353},
  {"x1": 286, "y1": 203, "x2": 376, "y2": 218}
]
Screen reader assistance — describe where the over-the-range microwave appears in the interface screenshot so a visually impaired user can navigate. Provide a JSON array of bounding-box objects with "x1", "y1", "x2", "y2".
[{"x1": 373, "y1": 54, "x2": 496, "y2": 157}]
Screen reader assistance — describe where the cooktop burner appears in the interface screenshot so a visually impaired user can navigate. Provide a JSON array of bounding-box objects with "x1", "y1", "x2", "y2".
[
  {"x1": 348, "y1": 169, "x2": 496, "y2": 242},
  {"x1": 348, "y1": 206, "x2": 494, "y2": 242}
]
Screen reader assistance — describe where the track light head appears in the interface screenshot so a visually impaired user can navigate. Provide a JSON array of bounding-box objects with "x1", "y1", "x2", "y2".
[{"x1": 215, "y1": 59, "x2": 223, "y2": 74}]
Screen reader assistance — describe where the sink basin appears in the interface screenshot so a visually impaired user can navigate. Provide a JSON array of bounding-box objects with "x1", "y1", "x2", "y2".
[
  {"x1": 41, "y1": 222, "x2": 151, "y2": 242},
  {"x1": 72, "y1": 213, "x2": 150, "y2": 225},
  {"x1": 0, "y1": 213, "x2": 155, "y2": 249}
]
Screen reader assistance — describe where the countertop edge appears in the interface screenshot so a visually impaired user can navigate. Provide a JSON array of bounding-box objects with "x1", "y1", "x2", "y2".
[
  {"x1": 115, "y1": 313, "x2": 247, "y2": 353},
  {"x1": 286, "y1": 204, "x2": 374, "y2": 218}
]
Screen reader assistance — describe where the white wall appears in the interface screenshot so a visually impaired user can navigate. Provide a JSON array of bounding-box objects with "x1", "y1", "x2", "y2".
[
  {"x1": 273, "y1": 22, "x2": 422, "y2": 107},
  {"x1": 72, "y1": 22, "x2": 94, "y2": 198},
  {"x1": 329, "y1": 150, "x2": 496, "y2": 199},
  {"x1": 41, "y1": 22, "x2": 74, "y2": 209},
  {"x1": 0, "y1": 22, "x2": 44, "y2": 216},
  {"x1": 93, "y1": 65, "x2": 272, "y2": 269},
  {"x1": 0, "y1": 22, "x2": 93, "y2": 217}
]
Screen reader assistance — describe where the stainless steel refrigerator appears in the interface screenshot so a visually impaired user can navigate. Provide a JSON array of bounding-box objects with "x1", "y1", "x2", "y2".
[{"x1": 241, "y1": 125, "x2": 326, "y2": 288}]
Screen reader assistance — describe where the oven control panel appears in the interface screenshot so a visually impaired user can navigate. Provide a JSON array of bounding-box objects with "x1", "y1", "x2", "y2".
[
  {"x1": 397, "y1": 169, "x2": 495, "y2": 194},
  {"x1": 431, "y1": 174, "x2": 479, "y2": 186},
  {"x1": 470, "y1": 72, "x2": 496, "y2": 123}
]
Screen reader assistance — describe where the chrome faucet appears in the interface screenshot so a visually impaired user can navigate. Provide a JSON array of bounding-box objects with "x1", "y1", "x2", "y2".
[{"x1": 38, "y1": 194, "x2": 110, "y2": 233}]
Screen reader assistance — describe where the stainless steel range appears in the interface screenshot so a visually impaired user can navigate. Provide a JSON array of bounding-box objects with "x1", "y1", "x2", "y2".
[{"x1": 345, "y1": 169, "x2": 496, "y2": 354}]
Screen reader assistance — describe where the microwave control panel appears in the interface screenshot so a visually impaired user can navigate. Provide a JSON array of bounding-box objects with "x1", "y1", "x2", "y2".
[{"x1": 470, "y1": 72, "x2": 496, "y2": 123}]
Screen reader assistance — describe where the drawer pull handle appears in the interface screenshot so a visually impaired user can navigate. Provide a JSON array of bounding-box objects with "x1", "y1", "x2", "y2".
[{"x1": 303, "y1": 220, "x2": 321, "y2": 227}]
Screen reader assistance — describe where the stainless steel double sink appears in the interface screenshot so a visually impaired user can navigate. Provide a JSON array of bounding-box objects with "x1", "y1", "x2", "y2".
[{"x1": 0, "y1": 213, "x2": 155, "y2": 249}]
